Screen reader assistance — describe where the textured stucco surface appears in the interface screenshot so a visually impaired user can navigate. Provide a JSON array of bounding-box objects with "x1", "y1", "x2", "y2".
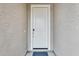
[
  {"x1": 54, "y1": 4, "x2": 79, "y2": 56},
  {"x1": 0, "y1": 4, "x2": 28, "y2": 56}
]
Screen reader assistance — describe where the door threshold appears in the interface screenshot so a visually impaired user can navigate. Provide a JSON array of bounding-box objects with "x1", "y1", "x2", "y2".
[
  {"x1": 33, "y1": 48, "x2": 48, "y2": 52},
  {"x1": 32, "y1": 50, "x2": 49, "y2": 52},
  {"x1": 33, "y1": 48, "x2": 48, "y2": 49}
]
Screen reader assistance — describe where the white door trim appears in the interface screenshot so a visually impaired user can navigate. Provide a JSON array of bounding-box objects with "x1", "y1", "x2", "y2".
[{"x1": 30, "y1": 4, "x2": 50, "y2": 51}]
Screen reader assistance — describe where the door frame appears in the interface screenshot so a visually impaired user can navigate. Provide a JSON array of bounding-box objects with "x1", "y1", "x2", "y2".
[{"x1": 30, "y1": 4, "x2": 50, "y2": 50}]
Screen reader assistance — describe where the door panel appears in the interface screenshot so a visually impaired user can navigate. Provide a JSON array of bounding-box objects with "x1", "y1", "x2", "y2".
[{"x1": 32, "y1": 6, "x2": 50, "y2": 49}]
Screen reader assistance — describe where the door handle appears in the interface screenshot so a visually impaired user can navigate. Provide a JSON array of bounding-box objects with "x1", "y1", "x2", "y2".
[{"x1": 33, "y1": 29, "x2": 35, "y2": 31}]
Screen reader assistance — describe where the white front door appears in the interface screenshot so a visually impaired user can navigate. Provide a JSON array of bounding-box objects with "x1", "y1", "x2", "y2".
[{"x1": 31, "y1": 5, "x2": 50, "y2": 50}]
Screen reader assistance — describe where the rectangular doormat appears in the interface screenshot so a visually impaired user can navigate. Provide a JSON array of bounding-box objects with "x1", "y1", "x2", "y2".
[{"x1": 32, "y1": 52, "x2": 48, "y2": 56}]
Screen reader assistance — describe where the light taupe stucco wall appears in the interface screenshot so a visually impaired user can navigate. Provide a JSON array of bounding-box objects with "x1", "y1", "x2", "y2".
[
  {"x1": 0, "y1": 3, "x2": 28, "y2": 56},
  {"x1": 54, "y1": 4, "x2": 79, "y2": 56}
]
